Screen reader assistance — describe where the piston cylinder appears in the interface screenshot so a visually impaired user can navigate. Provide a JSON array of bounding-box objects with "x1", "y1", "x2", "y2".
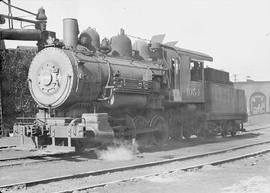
[{"x1": 63, "y1": 18, "x2": 79, "y2": 48}]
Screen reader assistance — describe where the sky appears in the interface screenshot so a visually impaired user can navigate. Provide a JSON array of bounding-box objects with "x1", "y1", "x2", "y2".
[{"x1": 0, "y1": 0, "x2": 270, "y2": 81}]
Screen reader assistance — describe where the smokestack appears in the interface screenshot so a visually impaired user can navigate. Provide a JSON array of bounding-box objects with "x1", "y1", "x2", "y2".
[{"x1": 63, "y1": 18, "x2": 79, "y2": 49}]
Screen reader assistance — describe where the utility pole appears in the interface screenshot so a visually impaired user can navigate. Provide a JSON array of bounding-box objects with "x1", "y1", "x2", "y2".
[
  {"x1": 0, "y1": 47, "x2": 3, "y2": 136},
  {"x1": 232, "y1": 74, "x2": 238, "y2": 82},
  {"x1": 0, "y1": 74, "x2": 3, "y2": 137}
]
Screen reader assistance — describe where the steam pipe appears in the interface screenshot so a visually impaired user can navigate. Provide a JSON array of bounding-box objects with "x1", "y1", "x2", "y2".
[
  {"x1": 0, "y1": 29, "x2": 42, "y2": 40},
  {"x1": 7, "y1": 0, "x2": 13, "y2": 29}
]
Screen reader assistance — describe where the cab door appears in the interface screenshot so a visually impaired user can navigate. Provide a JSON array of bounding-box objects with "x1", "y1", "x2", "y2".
[
  {"x1": 170, "y1": 56, "x2": 182, "y2": 101},
  {"x1": 169, "y1": 55, "x2": 205, "y2": 103},
  {"x1": 171, "y1": 57, "x2": 180, "y2": 89}
]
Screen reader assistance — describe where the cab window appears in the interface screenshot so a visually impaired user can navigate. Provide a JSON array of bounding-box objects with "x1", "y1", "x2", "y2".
[{"x1": 190, "y1": 61, "x2": 203, "y2": 81}]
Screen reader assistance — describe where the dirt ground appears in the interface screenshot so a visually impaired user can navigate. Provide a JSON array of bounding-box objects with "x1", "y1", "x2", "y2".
[
  {"x1": 246, "y1": 113, "x2": 270, "y2": 125},
  {"x1": 2, "y1": 114, "x2": 270, "y2": 193},
  {"x1": 85, "y1": 115, "x2": 270, "y2": 193},
  {"x1": 87, "y1": 152, "x2": 270, "y2": 193}
]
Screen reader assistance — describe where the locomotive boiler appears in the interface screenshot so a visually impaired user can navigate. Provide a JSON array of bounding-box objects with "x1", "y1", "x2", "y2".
[{"x1": 13, "y1": 18, "x2": 247, "y2": 149}]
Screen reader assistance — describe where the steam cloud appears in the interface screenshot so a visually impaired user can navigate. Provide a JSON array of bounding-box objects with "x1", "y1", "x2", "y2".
[{"x1": 96, "y1": 141, "x2": 138, "y2": 161}]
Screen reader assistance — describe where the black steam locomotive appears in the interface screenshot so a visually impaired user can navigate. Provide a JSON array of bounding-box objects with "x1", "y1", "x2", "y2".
[{"x1": 11, "y1": 18, "x2": 247, "y2": 148}]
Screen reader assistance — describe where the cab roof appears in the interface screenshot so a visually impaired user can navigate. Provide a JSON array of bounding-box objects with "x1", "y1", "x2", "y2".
[{"x1": 175, "y1": 46, "x2": 213, "y2": 62}]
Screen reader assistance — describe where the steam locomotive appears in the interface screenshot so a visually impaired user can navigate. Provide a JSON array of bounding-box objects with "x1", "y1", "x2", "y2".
[{"x1": 13, "y1": 18, "x2": 247, "y2": 148}]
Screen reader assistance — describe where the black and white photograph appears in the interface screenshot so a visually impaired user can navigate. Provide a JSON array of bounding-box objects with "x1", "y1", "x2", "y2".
[{"x1": 0, "y1": 0, "x2": 270, "y2": 192}]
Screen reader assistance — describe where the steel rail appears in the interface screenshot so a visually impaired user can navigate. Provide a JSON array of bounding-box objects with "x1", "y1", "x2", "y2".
[
  {"x1": 55, "y1": 148, "x2": 270, "y2": 193},
  {"x1": 246, "y1": 125, "x2": 270, "y2": 132},
  {"x1": 0, "y1": 145, "x2": 16, "y2": 149},
  {"x1": 0, "y1": 151, "x2": 75, "y2": 162},
  {"x1": 0, "y1": 151, "x2": 86, "y2": 168},
  {"x1": 1, "y1": 140, "x2": 270, "y2": 190},
  {"x1": 0, "y1": 157, "x2": 63, "y2": 168}
]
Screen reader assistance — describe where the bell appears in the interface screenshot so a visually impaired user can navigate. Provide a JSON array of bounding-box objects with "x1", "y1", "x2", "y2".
[{"x1": 36, "y1": 7, "x2": 47, "y2": 20}]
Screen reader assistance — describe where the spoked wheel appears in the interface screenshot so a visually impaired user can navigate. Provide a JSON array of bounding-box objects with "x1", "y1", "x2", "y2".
[
  {"x1": 230, "y1": 121, "x2": 238, "y2": 137},
  {"x1": 170, "y1": 121, "x2": 183, "y2": 140},
  {"x1": 133, "y1": 116, "x2": 151, "y2": 146},
  {"x1": 182, "y1": 121, "x2": 192, "y2": 139},
  {"x1": 221, "y1": 122, "x2": 228, "y2": 137},
  {"x1": 221, "y1": 130, "x2": 227, "y2": 137},
  {"x1": 124, "y1": 114, "x2": 136, "y2": 139},
  {"x1": 197, "y1": 121, "x2": 207, "y2": 138},
  {"x1": 183, "y1": 129, "x2": 191, "y2": 139},
  {"x1": 150, "y1": 115, "x2": 169, "y2": 146},
  {"x1": 223, "y1": 121, "x2": 236, "y2": 137},
  {"x1": 220, "y1": 121, "x2": 237, "y2": 137},
  {"x1": 230, "y1": 131, "x2": 237, "y2": 137},
  {"x1": 134, "y1": 116, "x2": 147, "y2": 132}
]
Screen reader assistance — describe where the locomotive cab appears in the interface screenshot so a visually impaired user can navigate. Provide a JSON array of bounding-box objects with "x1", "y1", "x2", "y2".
[{"x1": 162, "y1": 46, "x2": 212, "y2": 103}]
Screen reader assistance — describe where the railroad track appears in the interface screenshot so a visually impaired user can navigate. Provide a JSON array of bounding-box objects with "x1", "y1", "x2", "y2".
[
  {"x1": 0, "y1": 145, "x2": 16, "y2": 149},
  {"x1": 56, "y1": 148, "x2": 270, "y2": 193},
  {"x1": 1, "y1": 139, "x2": 270, "y2": 192},
  {"x1": 0, "y1": 154, "x2": 73, "y2": 168},
  {"x1": 246, "y1": 125, "x2": 270, "y2": 132},
  {"x1": 0, "y1": 151, "x2": 89, "y2": 168},
  {"x1": 1, "y1": 124, "x2": 269, "y2": 168},
  {"x1": 0, "y1": 148, "x2": 97, "y2": 168}
]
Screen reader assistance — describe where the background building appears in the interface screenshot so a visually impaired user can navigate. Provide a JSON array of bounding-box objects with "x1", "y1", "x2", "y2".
[{"x1": 234, "y1": 80, "x2": 270, "y2": 115}]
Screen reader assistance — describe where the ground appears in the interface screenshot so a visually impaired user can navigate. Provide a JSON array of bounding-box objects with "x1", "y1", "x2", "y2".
[
  {"x1": 88, "y1": 152, "x2": 270, "y2": 193},
  {"x1": 86, "y1": 114, "x2": 270, "y2": 193},
  {"x1": 2, "y1": 114, "x2": 270, "y2": 193}
]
